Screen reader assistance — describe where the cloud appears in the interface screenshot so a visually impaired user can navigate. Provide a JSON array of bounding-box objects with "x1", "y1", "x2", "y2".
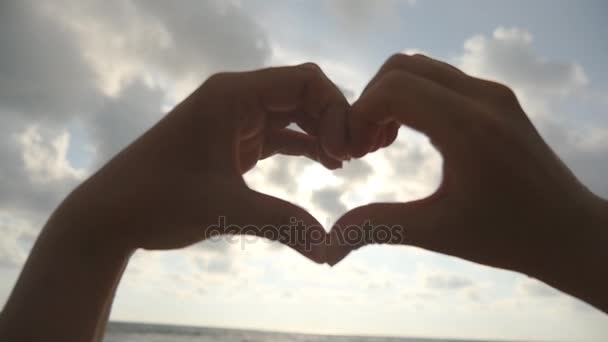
[
  {"x1": 0, "y1": 213, "x2": 37, "y2": 267},
  {"x1": 47, "y1": 0, "x2": 271, "y2": 97},
  {"x1": 333, "y1": 159, "x2": 373, "y2": 184},
  {"x1": 326, "y1": 0, "x2": 414, "y2": 32},
  {"x1": 424, "y1": 272, "x2": 474, "y2": 291},
  {"x1": 0, "y1": 2, "x2": 95, "y2": 220},
  {"x1": 87, "y1": 80, "x2": 166, "y2": 166},
  {"x1": 380, "y1": 130, "x2": 442, "y2": 202},
  {"x1": 0, "y1": 0, "x2": 275, "y2": 269},
  {"x1": 17, "y1": 126, "x2": 85, "y2": 183},
  {"x1": 311, "y1": 187, "x2": 348, "y2": 221},
  {"x1": 192, "y1": 250, "x2": 236, "y2": 275},
  {"x1": 0, "y1": 2, "x2": 100, "y2": 121},
  {"x1": 459, "y1": 27, "x2": 588, "y2": 98},
  {"x1": 517, "y1": 278, "x2": 560, "y2": 298},
  {"x1": 257, "y1": 156, "x2": 314, "y2": 195},
  {"x1": 131, "y1": 0, "x2": 269, "y2": 74},
  {"x1": 337, "y1": 85, "x2": 356, "y2": 102},
  {"x1": 0, "y1": 124, "x2": 82, "y2": 218}
]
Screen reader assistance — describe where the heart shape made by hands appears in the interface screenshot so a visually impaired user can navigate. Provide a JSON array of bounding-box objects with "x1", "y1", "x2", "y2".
[
  {"x1": 196, "y1": 52, "x2": 567, "y2": 282},
  {"x1": 199, "y1": 58, "x2": 434, "y2": 267},
  {"x1": 204, "y1": 60, "x2": 435, "y2": 267},
  {"x1": 240, "y1": 150, "x2": 424, "y2": 266}
]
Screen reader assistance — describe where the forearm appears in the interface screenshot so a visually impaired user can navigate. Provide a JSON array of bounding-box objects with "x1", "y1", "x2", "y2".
[
  {"x1": 531, "y1": 195, "x2": 608, "y2": 313},
  {"x1": 0, "y1": 201, "x2": 132, "y2": 341},
  {"x1": 92, "y1": 260, "x2": 126, "y2": 342}
]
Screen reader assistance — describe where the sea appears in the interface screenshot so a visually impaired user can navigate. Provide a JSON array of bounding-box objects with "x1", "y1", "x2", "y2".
[{"x1": 103, "y1": 322, "x2": 512, "y2": 342}]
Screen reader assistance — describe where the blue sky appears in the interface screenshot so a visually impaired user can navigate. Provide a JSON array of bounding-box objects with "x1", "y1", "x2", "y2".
[{"x1": 1, "y1": 1, "x2": 607, "y2": 341}]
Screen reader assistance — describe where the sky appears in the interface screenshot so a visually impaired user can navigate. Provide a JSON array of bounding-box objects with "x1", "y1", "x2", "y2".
[{"x1": 1, "y1": 0, "x2": 608, "y2": 341}]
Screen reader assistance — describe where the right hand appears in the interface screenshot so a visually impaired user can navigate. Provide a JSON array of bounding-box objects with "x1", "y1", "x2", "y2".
[{"x1": 331, "y1": 54, "x2": 607, "y2": 310}]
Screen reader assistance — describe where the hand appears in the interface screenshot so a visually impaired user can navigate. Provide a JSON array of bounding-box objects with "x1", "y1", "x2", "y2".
[
  {"x1": 329, "y1": 54, "x2": 608, "y2": 311},
  {"x1": 58, "y1": 63, "x2": 350, "y2": 262},
  {"x1": 0, "y1": 63, "x2": 354, "y2": 342}
]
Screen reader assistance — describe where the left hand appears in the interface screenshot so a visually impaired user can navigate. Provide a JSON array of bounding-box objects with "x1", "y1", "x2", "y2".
[{"x1": 54, "y1": 63, "x2": 350, "y2": 263}]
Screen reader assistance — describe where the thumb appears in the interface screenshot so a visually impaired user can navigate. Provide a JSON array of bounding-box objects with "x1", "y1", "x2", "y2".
[
  {"x1": 222, "y1": 188, "x2": 327, "y2": 264},
  {"x1": 327, "y1": 197, "x2": 444, "y2": 266}
]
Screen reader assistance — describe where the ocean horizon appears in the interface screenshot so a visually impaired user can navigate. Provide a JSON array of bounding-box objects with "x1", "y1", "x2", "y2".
[{"x1": 103, "y1": 321, "x2": 531, "y2": 342}]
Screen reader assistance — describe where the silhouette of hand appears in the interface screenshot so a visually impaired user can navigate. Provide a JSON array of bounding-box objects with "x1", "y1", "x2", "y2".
[
  {"x1": 329, "y1": 54, "x2": 606, "y2": 284},
  {"x1": 59, "y1": 64, "x2": 350, "y2": 262}
]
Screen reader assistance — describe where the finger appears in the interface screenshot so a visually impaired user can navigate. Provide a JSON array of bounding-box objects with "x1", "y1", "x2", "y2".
[
  {"x1": 371, "y1": 126, "x2": 387, "y2": 153},
  {"x1": 370, "y1": 122, "x2": 400, "y2": 151},
  {"x1": 348, "y1": 70, "x2": 481, "y2": 158},
  {"x1": 349, "y1": 121, "x2": 381, "y2": 158},
  {"x1": 261, "y1": 128, "x2": 318, "y2": 160},
  {"x1": 412, "y1": 54, "x2": 519, "y2": 105},
  {"x1": 266, "y1": 111, "x2": 293, "y2": 130},
  {"x1": 238, "y1": 132, "x2": 265, "y2": 173},
  {"x1": 319, "y1": 103, "x2": 349, "y2": 159},
  {"x1": 383, "y1": 122, "x2": 400, "y2": 147},
  {"x1": 327, "y1": 198, "x2": 444, "y2": 266},
  {"x1": 260, "y1": 128, "x2": 342, "y2": 169},
  {"x1": 362, "y1": 53, "x2": 517, "y2": 111},
  {"x1": 351, "y1": 53, "x2": 471, "y2": 157},
  {"x1": 318, "y1": 146, "x2": 343, "y2": 170},
  {"x1": 225, "y1": 189, "x2": 327, "y2": 264},
  {"x1": 362, "y1": 53, "x2": 470, "y2": 98},
  {"x1": 250, "y1": 63, "x2": 350, "y2": 162},
  {"x1": 266, "y1": 107, "x2": 318, "y2": 136},
  {"x1": 208, "y1": 65, "x2": 348, "y2": 172}
]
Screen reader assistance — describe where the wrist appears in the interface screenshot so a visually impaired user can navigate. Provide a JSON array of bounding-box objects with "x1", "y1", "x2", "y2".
[
  {"x1": 47, "y1": 188, "x2": 136, "y2": 259},
  {"x1": 590, "y1": 195, "x2": 608, "y2": 236},
  {"x1": 530, "y1": 193, "x2": 608, "y2": 312},
  {"x1": 0, "y1": 196, "x2": 134, "y2": 341}
]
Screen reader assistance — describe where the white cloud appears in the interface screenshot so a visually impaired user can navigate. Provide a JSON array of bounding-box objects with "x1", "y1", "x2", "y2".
[
  {"x1": 44, "y1": 0, "x2": 271, "y2": 99},
  {"x1": 311, "y1": 187, "x2": 348, "y2": 221},
  {"x1": 568, "y1": 126, "x2": 608, "y2": 152},
  {"x1": 0, "y1": 213, "x2": 37, "y2": 267},
  {"x1": 326, "y1": 0, "x2": 414, "y2": 33},
  {"x1": 516, "y1": 278, "x2": 560, "y2": 298},
  {"x1": 0, "y1": 0, "x2": 277, "y2": 272},
  {"x1": 424, "y1": 272, "x2": 474, "y2": 291},
  {"x1": 459, "y1": 27, "x2": 588, "y2": 98},
  {"x1": 17, "y1": 126, "x2": 85, "y2": 183},
  {"x1": 0, "y1": 2, "x2": 96, "y2": 221}
]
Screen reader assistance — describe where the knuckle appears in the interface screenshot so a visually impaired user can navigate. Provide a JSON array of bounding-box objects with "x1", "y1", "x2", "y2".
[
  {"x1": 202, "y1": 72, "x2": 236, "y2": 94},
  {"x1": 205, "y1": 72, "x2": 231, "y2": 85},
  {"x1": 199, "y1": 72, "x2": 248, "y2": 117},
  {"x1": 385, "y1": 53, "x2": 407, "y2": 68},
  {"x1": 298, "y1": 62, "x2": 323, "y2": 76},
  {"x1": 299, "y1": 62, "x2": 321, "y2": 70},
  {"x1": 411, "y1": 53, "x2": 429, "y2": 60},
  {"x1": 489, "y1": 81, "x2": 518, "y2": 103},
  {"x1": 382, "y1": 70, "x2": 407, "y2": 90},
  {"x1": 297, "y1": 62, "x2": 326, "y2": 84}
]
